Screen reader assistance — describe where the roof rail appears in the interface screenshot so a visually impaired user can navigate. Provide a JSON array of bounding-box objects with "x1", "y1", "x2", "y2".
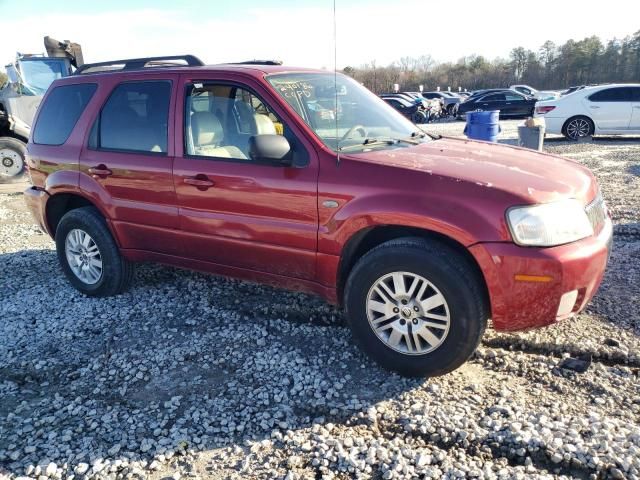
[
  {"x1": 230, "y1": 60, "x2": 283, "y2": 66},
  {"x1": 74, "y1": 55, "x2": 204, "y2": 75}
]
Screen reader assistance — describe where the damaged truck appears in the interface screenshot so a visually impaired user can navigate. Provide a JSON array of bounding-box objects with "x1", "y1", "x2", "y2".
[{"x1": 0, "y1": 36, "x2": 83, "y2": 177}]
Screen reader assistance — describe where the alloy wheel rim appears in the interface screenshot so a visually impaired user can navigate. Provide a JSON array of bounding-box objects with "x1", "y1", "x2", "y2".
[
  {"x1": 567, "y1": 119, "x2": 590, "y2": 139},
  {"x1": 0, "y1": 148, "x2": 24, "y2": 177},
  {"x1": 65, "y1": 229, "x2": 103, "y2": 285},
  {"x1": 366, "y1": 271, "x2": 451, "y2": 355}
]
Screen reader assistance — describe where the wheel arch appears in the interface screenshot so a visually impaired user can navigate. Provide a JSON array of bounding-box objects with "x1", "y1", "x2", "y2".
[
  {"x1": 337, "y1": 225, "x2": 490, "y2": 314},
  {"x1": 46, "y1": 192, "x2": 111, "y2": 239}
]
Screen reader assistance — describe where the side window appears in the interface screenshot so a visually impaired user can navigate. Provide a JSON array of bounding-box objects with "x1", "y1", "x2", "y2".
[
  {"x1": 185, "y1": 83, "x2": 287, "y2": 161},
  {"x1": 482, "y1": 93, "x2": 505, "y2": 101},
  {"x1": 33, "y1": 83, "x2": 96, "y2": 145},
  {"x1": 95, "y1": 81, "x2": 171, "y2": 153},
  {"x1": 505, "y1": 93, "x2": 525, "y2": 101},
  {"x1": 589, "y1": 88, "x2": 631, "y2": 102},
  {"x1": 631, "y1": 87, "x2": 640, "y2": 102}
]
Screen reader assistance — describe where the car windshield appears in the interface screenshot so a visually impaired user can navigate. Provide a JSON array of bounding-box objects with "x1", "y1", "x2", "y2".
[
  {"x1": 19, "y1": 59, "x2": 66, "y2": 95},
  {"x1": 267, "y1": 72, "x2": 428, "y2": 152}
]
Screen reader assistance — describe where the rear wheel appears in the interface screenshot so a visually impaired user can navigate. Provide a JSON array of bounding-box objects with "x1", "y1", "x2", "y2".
[
  {"x1": 55, "y1": 207, "x2": 134, "y2": 297},
  {"x1": 0, "y1": 137, "x2": 26, "y2": 177},
  {"x1": 562, "y1": 116, "x2": 594, "y2": 140},
  {"x1": 344, "y1": 238, "x2": 488, "y2": 377}
]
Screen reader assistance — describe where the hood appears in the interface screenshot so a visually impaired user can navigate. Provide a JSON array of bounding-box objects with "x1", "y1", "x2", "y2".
[{"x1": 346, "y1": 137, "x2": 597, "y2": 205}]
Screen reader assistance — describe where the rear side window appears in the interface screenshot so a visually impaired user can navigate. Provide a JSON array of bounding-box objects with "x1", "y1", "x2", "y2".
[
  {"x1": 589, "y1": 87, "x2": 632, "y2": 102},
  {"x1": 95, "y1": 81, "x2": 171, "y2": 154},
  {"x1": 33, "y1": 83, "x2": 96, "y2": 145}
]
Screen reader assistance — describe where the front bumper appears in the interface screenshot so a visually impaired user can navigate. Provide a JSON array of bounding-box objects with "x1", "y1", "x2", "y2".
[
  {"x1": 470, "y1": 218, "x2": 612, "y2": 331},
  {"x1": 23, "y1": 186, "x2": 51, "y2": 236}
]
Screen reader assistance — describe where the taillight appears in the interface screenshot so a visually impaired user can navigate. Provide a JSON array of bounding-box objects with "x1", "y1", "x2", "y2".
[{"x1": 536, "y1": 105, "x2": 556, "y2": 114}]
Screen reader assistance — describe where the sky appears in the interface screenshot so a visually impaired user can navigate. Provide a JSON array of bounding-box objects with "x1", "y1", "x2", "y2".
[{"x1": 0, "y1": 0, "x2": 638, "y2": 70}]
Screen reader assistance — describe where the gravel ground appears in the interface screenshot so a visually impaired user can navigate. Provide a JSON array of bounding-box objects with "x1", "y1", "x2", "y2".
[{"x1": 1, "y1": 120, "x2": 639, "y2": 480}]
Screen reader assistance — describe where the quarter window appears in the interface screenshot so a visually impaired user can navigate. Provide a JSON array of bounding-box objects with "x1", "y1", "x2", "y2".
[
  {"x1": 33, "y1": 83, "x2": 96, "y2": 145},
  {"x1": 96, "y1": 81, "x2": 171, "y2": 153}
]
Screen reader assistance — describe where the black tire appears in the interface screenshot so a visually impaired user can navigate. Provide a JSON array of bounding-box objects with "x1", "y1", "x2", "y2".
[
  {"x1": 55, "y1": 207, "x2": 134, "y2": 297},
  {"x1": 0, "y1": 136, "x2": 27, "y2": 178},
  {"x1": 412, "y1": 111, "x2": 427, "y2": 124},
  {"x1": 344, "y1": 237, "x2": 488, "y2": 377},
  {"x1": 562, "y1": 115, "x2": 594, "y2": 140}
]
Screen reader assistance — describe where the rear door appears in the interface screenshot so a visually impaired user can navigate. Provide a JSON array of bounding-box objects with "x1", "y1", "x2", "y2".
[
  {"x1": 79, "y1": 74, "x2": 181, "y2": 255},
  {"x1": 173, "y1": 72, "x2": 319, "y2": 280},
  {"x1": 584, "y1": 87, "x2": 633, "y2": 131},
  {"x1": 504, "y1": 91, "x2": 531, "y2": 116}
]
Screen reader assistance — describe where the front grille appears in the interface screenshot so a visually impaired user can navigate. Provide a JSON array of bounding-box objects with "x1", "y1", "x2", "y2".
[{"x1": 585, "y1": 194, "x2": 606, "y2": 233}]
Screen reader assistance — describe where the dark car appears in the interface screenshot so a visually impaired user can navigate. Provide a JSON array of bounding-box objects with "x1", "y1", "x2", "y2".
[
  {"x1": 381, "y1": 96, "x2": 427, "y2": 123},
  {"x1": 24, "y1": 55, "x2": 610, "y2": 378},
  {"x1": 457, "y1": 90, "x2": 536, "y2": 118}
]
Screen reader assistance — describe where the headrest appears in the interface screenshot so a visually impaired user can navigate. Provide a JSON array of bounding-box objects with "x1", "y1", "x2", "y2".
[
  {"x1": 191, "y1": 111, "x2": 223, "y2": 146},
  {"x1": 254, "y1": 114, "x2": 276, "y2": 135}
]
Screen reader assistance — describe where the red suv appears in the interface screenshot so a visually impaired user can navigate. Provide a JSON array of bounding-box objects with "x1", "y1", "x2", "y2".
[{"x1": 24, "y1": 56, "x2": 612, "y2": 377}]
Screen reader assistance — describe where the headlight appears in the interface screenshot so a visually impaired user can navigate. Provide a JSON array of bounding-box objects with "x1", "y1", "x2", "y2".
[{"x1": 507, "y1": 199, "x2": 593, "y2": 246}]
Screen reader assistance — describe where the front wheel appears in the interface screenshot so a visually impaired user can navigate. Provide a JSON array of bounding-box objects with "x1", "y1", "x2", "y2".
[
  {"x1": 344, "y1": 238, "x2": 488, "y2": 377},
  {"x1": 55, "y1": 207, "x2": 134, "y2": 297},
  {"x1": 0, "y1": 137, "x2": 26, "y2": 177}
]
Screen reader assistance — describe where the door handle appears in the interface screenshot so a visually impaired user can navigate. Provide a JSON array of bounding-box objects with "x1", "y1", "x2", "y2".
[
  {"x1": 88, "y1": 165, "x2": 112, "y2": 177},
  {"x1": 634, "y1": 106, "x2": 640, "y2": 109},
  {"x1": 184, "y1": 175, "x2": 215, "y2": 189},
  {"x1": 590, "y1": 106, "x2": 600, "y2": 109}
]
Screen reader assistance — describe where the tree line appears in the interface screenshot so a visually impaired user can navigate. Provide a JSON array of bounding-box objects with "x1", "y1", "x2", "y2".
[{"x1": 343, "y1": 31, "x2": 640, "y2": 94}]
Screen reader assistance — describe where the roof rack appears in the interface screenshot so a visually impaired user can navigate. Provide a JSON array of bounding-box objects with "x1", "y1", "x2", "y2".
[
  {"x1": 230, "y1": 60, "x2": 283, "y2": 66},
  {"x1": 74, "y1": 55, "x2": 204, "y2": 75}
]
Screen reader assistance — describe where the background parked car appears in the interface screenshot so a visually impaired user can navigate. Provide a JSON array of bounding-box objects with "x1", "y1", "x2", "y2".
[
  {"x1": 381, "y1": 96, "x2": 428, "y2": 123},
  {"x1": 510, "y1": 84, "x2": 560, "y2": 100},
  {"x1": 422, "y1": 91, "x2": 461, "y2": 115},
  {"x1": 457, "y1": 89, "x2": 536, "y2": 118},
  {"x1": 535, "y1": 83, "x2": 640, "y2": 139},
  {"x1": 561, "y1": 85, "x2": 587, "y2": 96}
]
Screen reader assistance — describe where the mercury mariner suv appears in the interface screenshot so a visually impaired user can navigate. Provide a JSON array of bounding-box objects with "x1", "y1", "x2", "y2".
[{"x1": 24, "y1": 55, "x2": 612, "y2": 377}]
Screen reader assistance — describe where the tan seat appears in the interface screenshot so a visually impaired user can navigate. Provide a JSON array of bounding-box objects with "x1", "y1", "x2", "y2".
[{"x1": 190, "y1": 111, "x2": 248, "y2": 159}]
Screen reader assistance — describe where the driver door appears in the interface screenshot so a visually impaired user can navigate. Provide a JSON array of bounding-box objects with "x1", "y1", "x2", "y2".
[{"x1": 173, "y1": 73, "x2": 320, "y2": 280}]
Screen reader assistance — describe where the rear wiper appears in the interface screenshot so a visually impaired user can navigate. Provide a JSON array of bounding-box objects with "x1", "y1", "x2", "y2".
[{"x1": 338, "y1": 137, "x2": 419, "y2": 152}]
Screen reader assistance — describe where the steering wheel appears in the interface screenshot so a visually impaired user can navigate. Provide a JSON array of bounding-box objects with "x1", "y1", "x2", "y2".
[{"x1": 341, "y1": 125, "x2": 367, "y2": 142}]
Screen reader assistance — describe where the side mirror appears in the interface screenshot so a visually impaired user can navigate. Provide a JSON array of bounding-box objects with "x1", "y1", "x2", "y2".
[{"x1": 249, "y1": 134, "x2": 292, "y2": 165}]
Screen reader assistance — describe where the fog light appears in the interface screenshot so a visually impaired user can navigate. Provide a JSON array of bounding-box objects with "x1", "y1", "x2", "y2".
[{"x1": 557, "y1": 290, "x2": 578, "y2": 318}]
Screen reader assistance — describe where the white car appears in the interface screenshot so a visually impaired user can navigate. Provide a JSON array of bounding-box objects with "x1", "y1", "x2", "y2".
[
  {"x1": 534, "y1": 84, "x2": 640, "y2": 140},
  {"x1": 510, "y1": 84, "x2": 560, "y2": 100}
]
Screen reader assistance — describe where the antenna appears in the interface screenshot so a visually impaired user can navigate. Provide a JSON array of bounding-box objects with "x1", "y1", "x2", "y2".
[{"x1": 333, "y1": 0, "x2": 340, "y2": 166}]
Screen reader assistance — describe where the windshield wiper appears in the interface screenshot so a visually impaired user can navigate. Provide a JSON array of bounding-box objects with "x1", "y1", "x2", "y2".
[
  {"x1": 338, "y1": 137, "x2": 419, "y2": 152},
  {"x1": 411, "y1": 129, "x2": 441, "y2": 140}
]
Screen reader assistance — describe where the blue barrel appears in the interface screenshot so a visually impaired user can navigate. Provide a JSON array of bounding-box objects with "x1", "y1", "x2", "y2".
[{"x1": 464, "y1": 110, "x2": 500, "y2": 142}]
